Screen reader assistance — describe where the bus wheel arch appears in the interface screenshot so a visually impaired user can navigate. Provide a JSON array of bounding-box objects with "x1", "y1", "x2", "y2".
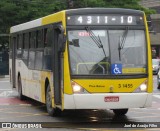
[
  {"x1": 45, "y1": 78, "x2": 49, "y2": 101},
  {"x1": 45, "y1": 78, "x2": 61, "y2": 116}
]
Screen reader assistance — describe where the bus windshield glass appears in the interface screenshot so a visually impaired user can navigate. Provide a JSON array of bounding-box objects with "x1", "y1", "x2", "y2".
[{"x1": 68, "y1": 29, "x2": 147, "y2": 75}]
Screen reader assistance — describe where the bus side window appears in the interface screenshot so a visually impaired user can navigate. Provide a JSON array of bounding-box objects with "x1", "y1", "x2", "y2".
[
  {"x1": 29, "y1": 32, "x2": 31, "y2": 48},
  {"x1": 16, "y1": 35, "x2": 19, "y2": 58},
  {"x1": 44, "y1": 28, "x2": 52, "y2": 47},
  {"x1": 17, "y1": 34, "x2": 23, "y2": 50},
  {"x1": 35, "y1": 29, "x2": 43, "y2": 70},
  {"x1": 43, "y1": 27, "x2": 52, "y2": 70},
  {"x1": 44, "y1": 28, "x2": 48, "y2": 47},
  {"x1": 29, "y1": 31, "x2": 36, "y2": 49},
  {"x1": 37, "y1": 30, "x2": 43, "y2": 48},
  {"x1": 23, "y1": 33, "x2": 29, "y2": 49},
  {"x1": 17, "y1": 35, "x2": 19, "y2": 50},
  {"x1": 28, "y1": 31, "x2": 35, "y2": 69},
  {"x1": 17, "y1": 34, "x2": 23, "y2": 58},
  {"x1": 22, "y1": 33, "x2": 29, "y2": 66}
]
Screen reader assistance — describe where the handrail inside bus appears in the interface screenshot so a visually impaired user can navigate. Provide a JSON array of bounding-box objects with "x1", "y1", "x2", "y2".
[{"x1": 76, "y1": 62, "x2": 110, "y2": 74}]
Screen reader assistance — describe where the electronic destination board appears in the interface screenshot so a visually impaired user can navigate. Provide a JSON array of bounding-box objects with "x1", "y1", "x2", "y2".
[{"x1": 67, "y1": 15, "x2": 144, "y2": 25}]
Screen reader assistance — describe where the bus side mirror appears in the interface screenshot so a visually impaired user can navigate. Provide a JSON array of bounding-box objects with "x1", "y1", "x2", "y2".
[
  {"x1": 57, "y1": 25, "x2": 66, "y2": 52},
  {"x1": 147, "y1": 15, "x2": 156, "y2": 34},
  {"x1": 58, "y1": 34, "x2": 66, "y2": 52},
  {"x1": 69, "y1": 39, "x2": 79, "y2": 47}
]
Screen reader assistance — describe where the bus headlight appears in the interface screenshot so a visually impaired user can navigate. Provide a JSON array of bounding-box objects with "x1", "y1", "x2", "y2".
[
  {"x1": 133, "y1": 80, "x2": 148, "y2": 93},
  {"x1": 71, "y1": 81, "x2": 88, "y2": 93},
  {"x1": 139, "y1": 84, "x2": 147, "y2": 91}
]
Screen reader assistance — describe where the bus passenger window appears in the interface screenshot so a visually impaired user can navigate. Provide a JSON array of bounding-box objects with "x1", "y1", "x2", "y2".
[
  {"x1": 44, "y1": 28, "x2": 52, "y2": 47},
  {"x1": 29, "y1": 32, "x2": 36, "y2": 48},
  {"x1": 17, "y1": 35, "x2": 19, "y2": 49},
  {"x1": 28, "y1": 51, "x2": 35, "y2": 69},
  {"x1": 37, "y1": 30, "x2": 43, "y2": 48},
  {"x1": 16, "y1": 34, "x2": 23, "y2": 58},
  {"x1": 23, "y1": 33, "x2": 29, "y2": 49},
  {"x1": 44, "y1": 28, "x2": 48, "y2": 47},
  {"x1": 18, "y1": 34, "x2": 23, "y2": 49}
]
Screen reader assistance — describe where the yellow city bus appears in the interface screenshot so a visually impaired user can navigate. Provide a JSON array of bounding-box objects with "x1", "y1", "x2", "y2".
[{"x1": 9, "y1": 8, "x2": 153, "y2": 116}]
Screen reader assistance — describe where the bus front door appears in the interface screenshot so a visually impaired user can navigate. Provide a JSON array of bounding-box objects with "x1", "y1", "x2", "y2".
[
  {"x1": 53, "y1": 24, "x2": 65, "y2": 105},
  {"x1": 12, "y1": 37, "x2": 16, "y2": 88}
]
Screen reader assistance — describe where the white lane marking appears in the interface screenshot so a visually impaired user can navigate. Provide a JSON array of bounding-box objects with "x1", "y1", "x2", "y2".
[
  {"x1": 153, "y1": 93, "x2": 160, "y2": 95},
  {"x1": 0, "y1": 81, "x2": 9, "y2": 82},
  {"x1": 153, "y1": 95, "x2": 160, "y2": 99},
  {"x1": 0, "y1": 89, "x2": 12, "y2": 91},
  {"x1": 0, "y1": 91, "x2": 17, "y2": 97}
]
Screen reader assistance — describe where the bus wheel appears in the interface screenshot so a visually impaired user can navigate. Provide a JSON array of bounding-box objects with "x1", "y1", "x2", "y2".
[
  {"x1": 112, "y1": 109, "x2": 128, "y2": 116},
  {"x1": 18, "y1": 76, "x2": 25, "y2": 100},
  {"x1": 46, "y1": 84, "x2": 61, "y2": 116},
  {"x1": 157, "y1": 82, "x2": 160, "y2": 89}
]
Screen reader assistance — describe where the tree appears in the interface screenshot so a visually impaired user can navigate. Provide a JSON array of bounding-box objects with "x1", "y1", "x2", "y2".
[
  {"x1": 0, "y1": 0, "x2": 67, "y2": 34},
  {"x1": 0, "y1": 0, "x2": 156, "y2": 34},
  {"x1": 73, "y1": 0, "x2": 155, "y2": 14}
]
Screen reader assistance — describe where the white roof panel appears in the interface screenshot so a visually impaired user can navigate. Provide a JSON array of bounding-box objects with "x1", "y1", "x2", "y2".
[{"x1": 10, "y1": 18, "x2": 42, "y2": 33}]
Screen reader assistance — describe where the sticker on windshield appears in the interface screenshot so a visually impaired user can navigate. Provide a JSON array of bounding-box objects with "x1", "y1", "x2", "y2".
[{"x1": 111, "y1": 64, "x2": 122, "y2": 75}]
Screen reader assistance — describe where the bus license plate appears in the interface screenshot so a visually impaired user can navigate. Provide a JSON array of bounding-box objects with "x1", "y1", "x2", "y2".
[{"x1": 104, "y1": 96, "x2": 119, "y2": 102}]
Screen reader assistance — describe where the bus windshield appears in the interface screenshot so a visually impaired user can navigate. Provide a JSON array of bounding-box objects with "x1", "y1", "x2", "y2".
[{"x1": 68, "y1": 29, "x2": 147, "y2": 75}]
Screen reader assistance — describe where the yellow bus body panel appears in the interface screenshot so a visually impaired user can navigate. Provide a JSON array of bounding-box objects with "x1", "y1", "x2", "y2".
[
  {"x1": 42, "y1": 11, "x2": 66, "y2": 29},
  {"x1": 63, "y1": 43, "x2": 73, "y2": 95},
  {"x1": 72, "y1": 78, "x2": 148, "y2": 93},
  {"x1": 144, "y1": 13, "x2": 153, "y2": 93},
  {"x1": 122, "y1": 68, "x2": 146, "y2": 73}
]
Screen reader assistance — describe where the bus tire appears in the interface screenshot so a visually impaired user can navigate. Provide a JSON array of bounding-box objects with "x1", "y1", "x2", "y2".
[
  {"x1": 18, "y1": 76, "x2": 25, "y2": 100},
  {"x1": 112, "y1": 109, "x2": 128, "y2": 116},
  {"x1": 46, "y1": 84, "x2": 61, "y2": 116},
  {"x1": 157, "y1": 82, "x2": 160, "y2": 89}
]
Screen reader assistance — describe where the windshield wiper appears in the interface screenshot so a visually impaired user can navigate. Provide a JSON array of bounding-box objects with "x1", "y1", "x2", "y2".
[
  {"x1": 118, "y1": 26, "x2": 129, "y2": 61},
  {"x1": 85, "y1": 27, "x2": 107, "y2": 58}
]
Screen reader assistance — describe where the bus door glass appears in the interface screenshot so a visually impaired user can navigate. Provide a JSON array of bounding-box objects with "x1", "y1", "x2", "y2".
[
  {"x1": 52, "y1": 24, "x2": 65, "y2": 105},
  {"x1": 12, "y1": 36, "x2": 17, "y2": 88}
]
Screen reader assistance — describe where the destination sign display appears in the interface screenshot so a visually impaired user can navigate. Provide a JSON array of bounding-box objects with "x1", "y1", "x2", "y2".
[{"x1": 67, "y1": 15, "x2": 144, "y2": 25}]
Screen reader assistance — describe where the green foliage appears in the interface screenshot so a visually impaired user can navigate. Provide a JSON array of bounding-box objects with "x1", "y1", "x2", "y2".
[
  {"x1": 0, "y1": 0, "x2": 67, "y2": 33},
  {"x1": 74, "y1": 0, "x2": 105, "y2": 7},
  {"x1": 74, "y1": 0, "x2": 156, "y2": 15},
  {"x1": 0, "y1": 0, "x2": 156, "y2": 34}
]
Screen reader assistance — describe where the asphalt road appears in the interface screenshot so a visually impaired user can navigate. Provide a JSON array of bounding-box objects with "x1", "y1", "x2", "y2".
[{"x1": 0, "y1": 76, "x2": 159, "y2": 130}]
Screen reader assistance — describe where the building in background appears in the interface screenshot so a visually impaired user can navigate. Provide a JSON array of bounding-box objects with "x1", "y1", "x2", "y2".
[{"x1": 140, "y1": 0, "x2": 160, "y2": 58}]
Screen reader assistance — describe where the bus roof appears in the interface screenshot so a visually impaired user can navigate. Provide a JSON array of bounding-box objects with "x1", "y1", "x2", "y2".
[
  {"x1": 10, "y1": 8, "x2": 144, "y2": 34},
  {"x1": 65, "y1": 8, "x2": 144, "y2": 15},
  {"x1": 10, "y1": 10, "x2": 65, "y2": 34}
]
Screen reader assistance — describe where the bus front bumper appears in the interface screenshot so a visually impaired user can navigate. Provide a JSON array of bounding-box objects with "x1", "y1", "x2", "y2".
[{"x1": 64, "y1": 93, "x2": 152, "y2": 109}]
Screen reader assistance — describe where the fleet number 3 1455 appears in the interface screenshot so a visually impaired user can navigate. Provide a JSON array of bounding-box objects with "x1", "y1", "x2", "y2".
[{"x1": 118, "y1": 84, "x2": 133, "y2": 88}]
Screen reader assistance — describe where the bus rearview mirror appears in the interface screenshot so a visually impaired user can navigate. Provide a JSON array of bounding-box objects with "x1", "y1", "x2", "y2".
[{"x1": 58, "y1": 34, "x2": 66, "y2": 52}]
